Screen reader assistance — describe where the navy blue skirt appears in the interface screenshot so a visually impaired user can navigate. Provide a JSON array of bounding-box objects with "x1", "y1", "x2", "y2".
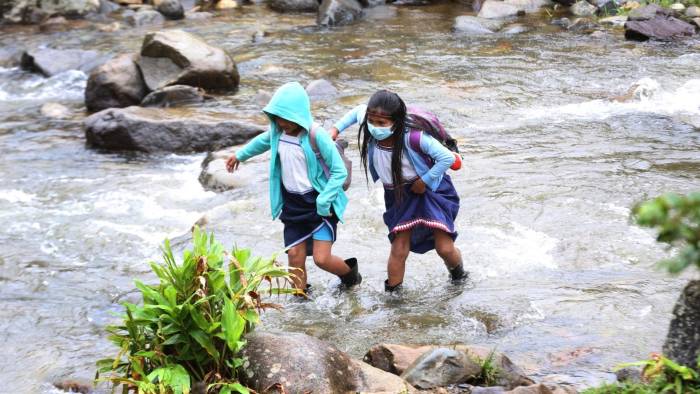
[
  {"x1": 280, "y1": 187, "x2": 338, "y2": 256},
  {"x1": 383, "y1": 175, "x2": 459, "y2": 254}
]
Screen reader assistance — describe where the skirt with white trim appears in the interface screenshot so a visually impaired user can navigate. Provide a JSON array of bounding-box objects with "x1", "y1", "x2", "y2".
[
  {"x1": 280, "y1": 186, "x2": 338, "y2": 256},
  {"x1": 383, "y1": 175, "x2": 459, "y2": 254}
]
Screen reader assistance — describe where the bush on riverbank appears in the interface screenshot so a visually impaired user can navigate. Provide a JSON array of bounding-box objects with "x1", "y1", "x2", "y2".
[{"x1": 96, "y1": 227, "x2": 294, "y2": 394}]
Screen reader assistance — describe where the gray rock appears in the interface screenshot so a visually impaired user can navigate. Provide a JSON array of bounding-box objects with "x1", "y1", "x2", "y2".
[
  {"x1": 625, "y1": 15, "x2": 695, "y2": 40},
  {"x1": 98, "y1": 0, "x2": 121, "y2": 14},
  {"x1": 240, "y1": 332, "x2": 415, "y2": 393},
  {"x1": 686, "y1": 6, "x2": 700, "y2": 17},
  {"x1": 596, "y1": 0, "x2": 618, "y2": 15},
  {"x1": 551, "y1": 17, "x2": 571, "y2": 27},
  {"x1": 503, "y1": 0, "x2": 552, "y2": 12},
  {"x1": 137, "y1": 30, "x2": 240, "y2": 92},
  {"x1": 615, "y1": 366, "x2": 643, "y2": 383},
  {"x1": 502, "y1": 23, "x2": 529, "y2": 33},
  {"x1": 42, "y1": 0, "x2": 100, "y2": 16},
  {"x1": 454, "y1": 15, "x2": 501, "y2": 33},
  {"x1": 317, "y1": 0, "x2": 363, "y2": 26},
  {"x1": 84, "y1": 106, "x2": 265, "y2": 152},
  {"x1": 478, "y1": 0, "x2": 520, "y2": 19},
  {"x1": 141, "y1": 85, "x2": 212, "y2": 107},
  {"x1": 570, "y1": 0, "x2": 596, "y2": 16},
  {"x1": 305, "y1": 79, "x2": 338, "y2": 100},
  {"x1": 154, "y1": 0, "x2": 184, "y2": 19},
  {"x1": 0, "y1": 46, "x2": 23, "y2": 67},
  {"x1": 669, "y1": 2, "x2": 685, "y2": 12},
  {"x1": 628, "y1": 4, "x2": 667, "y2": 21},
  {"x1": 693, "y1": 17, "x2": 700, "y2": 27},
  {"x1": 125, "y1": 9, "x2": 165, "y2": 26},
  {"x1": 199, "y1": 148, "x2": 238, "y2": 191},
  {"x1": 6, "y1": 0, "x2": 101, "y2": 21},
  {"x1": 401, "y1": 348, "x2": 482, "y2": 389},
  {"x1": 268, "y1": 0, "x2": 319, "y2": 12},
  {"x1": 85, "y1": 54, "x2": 147, "y2": 113},
  {"x1": 364, "y1": 344, "x2": 437, "y2": 375},
  {"x1": 664, "y1": 280, "x2": 700, "y2": 368},
  {"x1": 40, "y1": 102, "x2": 71, "y2": 119},
  {"x1": 599, "y1": 14, "x2": 626, "y2": 25},
  {"x1": 20, "y1": 48, "x2": 107, "y2": 77},
  {"x1": 567, "y1": 17, "x2": 597, "y2": 32},
  {"x1": 454, "y1": 345, "x2": 535, "y2": 389}
]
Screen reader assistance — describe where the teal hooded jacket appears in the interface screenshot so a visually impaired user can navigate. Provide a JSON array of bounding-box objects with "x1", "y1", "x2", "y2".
[{"x1": 235, "y1": 82, "x2": 349, "y2": 221}]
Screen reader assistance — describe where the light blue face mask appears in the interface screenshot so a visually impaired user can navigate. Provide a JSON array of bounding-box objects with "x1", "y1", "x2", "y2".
[{"x1": 368, "y1": 123, "x2": 394, "y2": 141}]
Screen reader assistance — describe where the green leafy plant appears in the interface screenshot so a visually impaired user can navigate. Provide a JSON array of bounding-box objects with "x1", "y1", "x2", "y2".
[
  {"x1": 633, "y1": 192, "x2": 700, "y2": 275},
  {"x1": 583, "y1": 354, "x2": 700, "y2": 394},
  {"x1": 96, "y1": 227, "x2": 295, "y2": 394},
  {"x1": 469, "y1": 349, "x2": 501, "y2": 387}
]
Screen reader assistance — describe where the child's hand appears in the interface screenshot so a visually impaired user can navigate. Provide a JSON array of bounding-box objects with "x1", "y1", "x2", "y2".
[
  {"x1": 329, "y1": 127, "x2": 340, "y2": 140},
  {"x1": 410, "y1": 178, "x2": 426, "y2": 194},
  {"x1": 226, "y1": 154, "x2": 240, "y2": 172}
]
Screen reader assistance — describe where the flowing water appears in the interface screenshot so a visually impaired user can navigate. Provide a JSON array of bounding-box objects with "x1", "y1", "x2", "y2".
[{"x1": 1, "y1": 3, "x2": 700, "y2": 393}]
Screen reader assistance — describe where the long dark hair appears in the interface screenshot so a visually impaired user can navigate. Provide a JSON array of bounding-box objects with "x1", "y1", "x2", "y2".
[{"x1": 358, "y1": 90, "x2": 409, "y2": 200}]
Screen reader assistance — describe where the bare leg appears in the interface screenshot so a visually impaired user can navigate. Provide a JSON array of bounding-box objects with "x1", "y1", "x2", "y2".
[
  {"x1": 287, "y1": 242, "x2": 307, "y2": 291},
  {"x1": 387, "y1": 230, "x2": 411, "y2": 287},
  {"x1": 312, "y1": 240, "x2": 351, "y2": 276},
  {"x1": 434, "y1": 230, "x2": 462, "y2": 269}
]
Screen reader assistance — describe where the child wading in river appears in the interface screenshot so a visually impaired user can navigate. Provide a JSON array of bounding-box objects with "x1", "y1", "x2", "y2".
[
  {"x1": 226, "y1": 82, "x2": 362, "y2": 295},
  {"x1": 331, "y1": 90, "x2": 466, "y2": 292}
]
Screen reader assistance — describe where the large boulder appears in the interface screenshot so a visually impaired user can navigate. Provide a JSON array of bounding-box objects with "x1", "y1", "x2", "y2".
[
  {"x1": 85, "y1": 54, "x2": 148, "y2": 113},
  {"x1": 137, "y1": 30, "x2": 240, "y2": 92},
  {"x1": 664, "y1": 280, "x2": 700, "y2": 368},
  {"x1": 401, "y1": 348, "x2": 482, "y2": 389},
  {"x1": 153, "y1": 0, "x2": 184, "y2": 19},
  {"x1": 240, "y1": 332, "x2": 415, "y2": 393},
  {"x1": 268, "y1": 0, "x2": 319, "y2": 12},
  {"x1": 478, "y1": 0, "x2": 520, "y2": 19},
  {"x1": 317, "y1": 0, "x2": 363, "y2": 26},
  {"x1": 84, "y1": 106, "x2": 265, "y2": 152},
  {"x1": 625, "y1": 15, "x2": 695, "y2": 40},
  {"x1": 21, "y1": 48, "x2": 107, "y2": 77}
]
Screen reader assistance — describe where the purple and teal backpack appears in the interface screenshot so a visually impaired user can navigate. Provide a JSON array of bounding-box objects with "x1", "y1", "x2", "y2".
[{"x1": 406, "y1": 105, "x2": 462, "y2": 170}]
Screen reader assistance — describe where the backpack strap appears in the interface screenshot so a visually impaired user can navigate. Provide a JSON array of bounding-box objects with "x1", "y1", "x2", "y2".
[
  {"x1": 309, "y1": 123, "x2": 331, "y2": 178},
  {"x1": 408, "y1": 129, "x2": 432, "y2": 166}
]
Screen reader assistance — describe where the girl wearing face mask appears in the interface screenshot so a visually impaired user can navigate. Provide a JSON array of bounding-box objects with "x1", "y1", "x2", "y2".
[{"x1": 332, "y1": 90, "x2": 465, "y2": 292}]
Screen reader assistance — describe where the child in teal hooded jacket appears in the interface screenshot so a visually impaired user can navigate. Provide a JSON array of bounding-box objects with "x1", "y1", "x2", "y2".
[{"x1": 226, "y1": 82, "x2": 361, "y2": 295}]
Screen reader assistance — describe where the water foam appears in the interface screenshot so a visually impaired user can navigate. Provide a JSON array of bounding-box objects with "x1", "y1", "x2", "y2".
[
  {"x1": 0, "y1": 189, "x2": 36, "y2": 203},
  {"x1": 0, "y1": 69, "x2": 87, "y2": 103}
]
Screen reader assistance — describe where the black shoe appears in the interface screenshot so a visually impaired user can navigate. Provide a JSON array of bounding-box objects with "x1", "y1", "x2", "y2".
[
  {"x1": 449, "y1": 263, "x2": 468, "y2": 282},
  {"x1": 339, "y1": 258, "x2": 362, "y2": 288},
  {"x1": 293, "y1": 283, "x2": 313, "y2": 298},
  {"x1": 384, "y1": 279, "x2": 403, "y2": 293}
]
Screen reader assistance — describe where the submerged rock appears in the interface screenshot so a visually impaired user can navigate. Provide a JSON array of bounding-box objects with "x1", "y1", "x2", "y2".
[
  {"x1": 21, "y1": 48, "x2": 107, "y2": 77},
  {"x1": 664, "y1": 280, "x2": 700, "y2": 368},
  {"x1": 305, "y1": 79, "x2": 339, "y2": 100},
  {"x1": 140, "y1": 85, "x2": 212, "y2": 107},
  {"x1": 241, "y1": 332, "x2": 415, "y2": 393},
  {"x1": 454, "y1": 15, "x2": 503, "y2": 34},
  {"x1": 40, "y1": 102, "x2": 71, "y2": 119},
  {"x1": 478, "y1": 0, "x2": 520, "y2": 18},
  {"x1": 85, "y1": 53, "x2": 148, "y2": 113},
  {"x1": 137, "y1": 30, "x2": 240, "y2": 92},
  {"x1": 625, "y1": 15, "x2": 695, "y2": 40},
  {"x1": 84, "y1": 106, "x2": 265, "y2": 152},
  {"x1": 268, "y1": 0, "x2": 320, "y2": 12},
  {"x1": 317, "y1": 0, "x2": 363, "y2": 26}
]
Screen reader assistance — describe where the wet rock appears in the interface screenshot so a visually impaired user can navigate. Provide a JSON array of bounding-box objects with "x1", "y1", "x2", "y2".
[
  {"x1": 317, "y1": 0, "x2": 363, "y2": 26},
  {"x1": 154, "y1": 0, "x2": 184, "y2": 19},
  {"x1": 40, "y1": 102, "x2": 71, "y2": 119},
  {"x1": 664, "y1": 280, "x2": 700, "y2": 368},
  {"x1": 570, "y1": 0, "x2": 596, "y2": 16},
  {"x1": 503, "y1": 0, "x2": 552, "y2": 12},
  {"x1": 596, "y1": 1, "x2": 618, "y2": 15},
  {"x1": 401, "y1": 348, "x2": 482, "y2": 389},
  {"x1": 567, "y1": 17, "x2": 597, "y2": 32},
  {"x1": 628, "y1": 3, "x2": 667, "y2": 20},
  {"x1": 550, "y1": 17, "x2": 571, "y2": 27},
  {"x1": 478, "y1": 0, "x2": 520, "y2": 19},
  {"x1": 589, "y1": 29, "x2": 607, "y2": 38},
  {"x1": 6, "y1": 0, "x2": 101, "y2": 21},
  {"x1": 693, "y1": 17, "x2": 700, "y2": 27},
  {"x1": 85, "y1": 54, "x2": 147, "y2": 113},
  {"x1": 305, "y1": 79, "x2": 338, "y2": 100},
  {"x1": 3, "y1": 0, "x2": 46, "y2": 23},
  {"x1": 39, "y1": 16, "x2": 70, "y2": 32},
  {"x1": 686, "y1": 6, "x2": 700, "y2": 17},
  {"x1": 99, "y1": 0, "x2": 121, "y2": 14},
  {"x1": 137, "y1": 30, "x2": 240, "y2": 92},
  {"x1": 506, "y1": 383, "x2": 577, "y2": 393},
  {"x1": 268, "y1": 0, "x2": 320, "y2": 12},
  {"x1": 454, "y1": 345, "x2": 535, "y2": 389},
  {"x1": 599, "y1": 15, "x2": 627, "y2": 26},
  {"x1": 502, "y1": 23, "x2": 529, "y2": 33},
  {"x1": 199, "y1": 147, "x2": 238, "y2": 191},
  {"x1": 364, "y1": 344, "x2": 437, "y2": 375},
  {"x1": 125, "y1": 9, "x2": 165, "y2": 26},
  {"x1": 625, "y1": 15, "x2": 695, "y2": 40},
  {"x1": 141, "y1": 85, "x2": 212, "y2": 107},
  {"x1": 53, "y1": 379, "x2": 92, "y2": 393},
  {"x1": 615, "y1": 366, "x2": 642, "y2": 383},
  {"x1": 21, "y1": 48, "x2": 107, "y2": 77},
  {"x1": 240, "y1": 332, "x2": 415, "y2": 393},
  {"x1": 454, "y1": 15, "x2": 503, "y2": 33},
  {"x1": 84, "y1": 106, "x2": 265, "y2": 152}
]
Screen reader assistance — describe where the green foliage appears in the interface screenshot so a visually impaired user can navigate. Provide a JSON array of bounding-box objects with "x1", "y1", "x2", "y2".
[
  {"x1": 583, "y1": 354, "x2": 700, "y2": 394},
  {"x1": 469, "y1": 349, "x2": 501, "y2": 387},
  {"x1": 633, "y1": 192, "x2": 700, "y2": 275},
  {"x1": 96, "y1": 227, "x2": 294, "y2": 394}
]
